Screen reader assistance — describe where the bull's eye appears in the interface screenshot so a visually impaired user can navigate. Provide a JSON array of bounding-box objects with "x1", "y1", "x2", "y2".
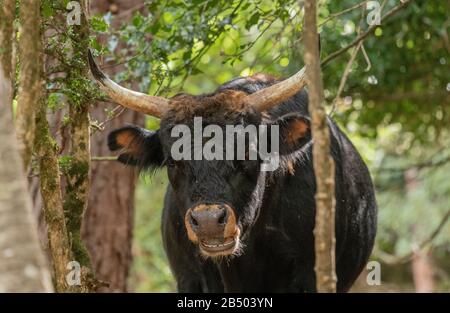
[
  {"x1": 190, "y1": 214, "x2": 199, "y2": 227},
  {"x1": 165, "y1": 156, "x2": 176, "y2": 167}
]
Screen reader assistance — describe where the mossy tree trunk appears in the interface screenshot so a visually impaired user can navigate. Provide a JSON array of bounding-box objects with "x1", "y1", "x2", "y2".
[
  {"x1": 34, "y1": 105, "x2": 73, "y2": 292},
  {"x1": 31, "y1": 0, "x2": 98, "y2": 292},
  {"x1": 62, "y1": 0, "x2": 94, "y2": 286},
  {"x1": 0, "y1": 0, "x2": 15, "y2": 110},
  {"x1": 22, "y1": 0, "x2": 143, "y2": 292},
  {"x1": 15, "y1": 0, "x2": 43, "y2": 170},
  {"x1": 23, "y1": 0, "x2": 78, "y2": 293}
]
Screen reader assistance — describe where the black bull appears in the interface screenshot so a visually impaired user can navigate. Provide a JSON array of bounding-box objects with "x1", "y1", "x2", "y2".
[{"x1": 105, "y1": 75, "x2": 377, "y2": 293}]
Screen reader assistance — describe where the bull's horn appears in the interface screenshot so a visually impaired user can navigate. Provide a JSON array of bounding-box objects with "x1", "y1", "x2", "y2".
[
  {"x1": 245, "y1": 67, "x2": 307, "y2": 112},
  {"x1": 88, "y1": 50, "x2": 169, "y2": 117}
]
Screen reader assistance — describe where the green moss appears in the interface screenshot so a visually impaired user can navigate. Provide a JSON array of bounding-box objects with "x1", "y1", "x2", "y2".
[
  {"x1": 58, "y1": 155, "x2": 72, "y2": 172},
  {"x1": 62, "y1": 155, "x2": 90, "y2": 267},
  {"x1": 63, "y1": 191, "x2": 90, "y2": 267},
  {"x1": 70, "y1": 234, "x2": 91, "y2": 267},
  {"x1": 66, "y1": 159, "x2": 88, "y2": 179},
  {"x1": 37, "y1": 0, "x2": 98, "y2": 291},
  {"x1": 34, "y1": 107, "x2": 60, "y2": 154}
]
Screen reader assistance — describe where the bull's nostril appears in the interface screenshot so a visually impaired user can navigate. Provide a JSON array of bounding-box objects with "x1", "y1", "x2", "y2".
[
  {"x1": 190, "y1": 214, "x2": 199, "y2": 227},
  {"x1": 218, "y1": 209, "x2": 227, "y2": 225}
]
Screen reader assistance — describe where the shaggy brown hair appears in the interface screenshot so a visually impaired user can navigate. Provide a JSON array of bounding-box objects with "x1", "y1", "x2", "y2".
[
  {"x1": 165, "y1": 73, "x2": 280, "y2": 122},
  {"x1": 167, "y1": 89, "x2": 250, "y2": 122}
]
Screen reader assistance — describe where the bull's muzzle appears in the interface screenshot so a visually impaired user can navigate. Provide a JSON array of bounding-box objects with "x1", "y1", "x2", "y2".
[{"x1": 184, "y1": 204, "x2": 240, "y2": 257}]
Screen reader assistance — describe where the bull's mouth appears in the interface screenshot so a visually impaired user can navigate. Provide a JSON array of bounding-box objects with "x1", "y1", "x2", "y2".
[
  {"x1": 184, "y1": 203, "x2": 241, "y2": 257},
  {"x1": 199, "y1": 236, "x2": 238, "y2": 256}
]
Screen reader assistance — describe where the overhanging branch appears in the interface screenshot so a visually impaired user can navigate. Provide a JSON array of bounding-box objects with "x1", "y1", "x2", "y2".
[{"x1": 321, "y1": 0, "x2": 413, "y2": 67}]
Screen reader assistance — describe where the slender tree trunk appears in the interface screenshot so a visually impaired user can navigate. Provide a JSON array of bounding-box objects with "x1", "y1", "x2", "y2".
[
  {"x1": 0, "y1": 2, "x2": 52, "y2": 291},
  {"x1": 404, "y1": 169, "x2": 435, "y2": 293},
  {"x1": 30, "y1": 2, "x2": 74, "y2": 292},
  {"x1": 412, "y1": 250, "x2": 435, "y2": 293},
  {"x1": 303, "y1": 0, "x2": 337, "y2": 292},
  {"x1": 34, "y1": 99, "x2": 73, "y2": 292},
  {"x1": 15, "y1": 0, "x2": 42, "y2": 170},
  {"x1": 63, "y1": 0, "x2": 93, "y2": 278},
  {"x1": 83, "y1": 0, "x2": 145, "y2": 292},
  {"x1": 29, "y1": 0, "x2": 100, "y2": 292}
]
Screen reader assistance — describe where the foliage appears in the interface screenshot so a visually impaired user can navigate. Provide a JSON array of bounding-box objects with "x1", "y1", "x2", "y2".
[
  {"x1": 374, "y1": 130, "x2": 450, "y2": 254},
  {"x1": 130, "y1": 172, "x2": 175, "y2": 292},
  {"x1": 322, "y1": 0, "x2": 449, "y2": 143},
  {"x1": 94, "y1": 0, "x2": 449, "y2": 142},
  {"x1": 91, "y1": 0, "x2": 301, "y2": 95}
]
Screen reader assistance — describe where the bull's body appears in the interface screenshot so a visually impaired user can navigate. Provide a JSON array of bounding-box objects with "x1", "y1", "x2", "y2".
[
  {"x1": 88, "y1": 49, "x2": 376, "y2": 292},
  {"x1": 161, "y1": 78, "x2": 377, "y2": 292}
]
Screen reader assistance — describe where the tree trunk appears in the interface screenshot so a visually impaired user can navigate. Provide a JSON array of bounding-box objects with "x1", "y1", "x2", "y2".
[
  {"x1": 0, "y1": 104, "x2": 53, "y2": 293},
  {"x1": 83, "y1": 0, "x2": 145, "y2": 292},
  {"x1": 30, "y1": 0, "x2": 94, "y2": 292},
  {"x1": 34, "y1": 104, "x2": 73, "y2": 292},
  {"x1": 83, "y1": 112, "x2": 142, "y2": 292},
  {"x1": 0, "y1": 3, "x2": 52, "y2": 289},
  {"x1": 63, "y1": 0, "x2": 93, "y2": 277},
  {"x1": 25, "y1": 0, "x2": 143, "y2": 292},
  {"x1": 15, "y1": 0, "x2": 42, "y2": 170},
  {"x1": 303, "y1": 0, "x2": 337, "y2": 292},
  {"x1": 0, "y1": 0, "x2": 14, "y2": 109},
  {"x1": 405, "y1": 169, "x2": 435, "y2": 293},
  {"x1": 411, "y1": 250, "x2": 435, "y2": 293}
]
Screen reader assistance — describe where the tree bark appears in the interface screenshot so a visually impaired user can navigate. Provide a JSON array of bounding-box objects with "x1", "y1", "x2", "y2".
[
  {"x1": 24, "y1": 0, "x2": 142, "y2": 292},
  {"x1": 412, "y1": 250, "x2": 435, "y2": 293},
  {"x1": 303, "y1": 0, "x2": 337, "y2": 292},
  {"x1": 405, "y1": 169, "x2": 435, "y2": 293},
  {"x1": 15, "y1": 0, "x2": 43, "y2": 170},
  {"x1": 0, "y1": 0, "x2": 15, "y2": 111},
  {"x1": 83, "y1": 111, "x2": 142, "y2": 292},
  {"x1": 63, "y1": 0, "x2": 93, "y2": 279},
  {"x1": 83, "y1": 0, "x2": 145, "y2": 292},
  {"x1": 0, "y1": 3, "x2": 52, "y2": 289},
  {"x1": 34, "y1": 102, "x2": 73, "y2": 292},
  {"x1": 0, "y1": 104, "x2": 53, "y2": 293}
]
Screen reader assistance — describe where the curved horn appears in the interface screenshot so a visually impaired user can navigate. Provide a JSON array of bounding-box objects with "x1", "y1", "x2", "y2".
[
  {"x1": 245, "y1": 67, "x2": 306, "y2": 112},
  {"x1": 88, "y1": 51, "x2": 169, "y2": 117}
]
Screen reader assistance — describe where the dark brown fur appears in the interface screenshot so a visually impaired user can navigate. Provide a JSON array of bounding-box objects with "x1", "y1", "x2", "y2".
[
  {"x1": 166, "y1": 73, "x2": 280, "y2": 122},
  {"x1": 167, "y1": 90, "x2": 250, "y2": 122}
]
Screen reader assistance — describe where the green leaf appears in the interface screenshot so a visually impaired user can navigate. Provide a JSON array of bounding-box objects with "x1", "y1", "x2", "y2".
[
  {"x1": 42, "y1": 1, "x2": 54, "y2": 18},
  {"x1": 91, "y1": 16, "x2": 109, "y2": 33},
  {"x1": 132, "y1": 13, "x2": 144, "y2": 27},
  {"x1": 245, "y1": 12, "x2": 260, "y2": 30}
]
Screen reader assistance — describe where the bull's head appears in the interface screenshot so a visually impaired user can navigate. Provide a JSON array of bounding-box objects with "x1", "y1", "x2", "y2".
[{"x1": 88, "y1": 52, "x2": 310, "y2": 258}]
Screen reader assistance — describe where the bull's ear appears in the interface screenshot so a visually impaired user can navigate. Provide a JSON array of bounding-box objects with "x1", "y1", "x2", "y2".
[
  {"x1": 275, "y1": 113, "x2": 311, "y2": 155},
  {"x1": 108, "y1": 125, "x2": 164, "y2": 170}
]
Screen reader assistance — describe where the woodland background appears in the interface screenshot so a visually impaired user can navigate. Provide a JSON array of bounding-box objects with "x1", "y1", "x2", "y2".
[{"x1": 0, "y1": 0, "x2": 449, "y2": 292}]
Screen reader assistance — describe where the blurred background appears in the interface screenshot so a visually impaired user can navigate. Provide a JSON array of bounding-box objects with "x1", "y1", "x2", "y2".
[{"x1": 83, "y1": 0, "x2": 449, "y2": 292}]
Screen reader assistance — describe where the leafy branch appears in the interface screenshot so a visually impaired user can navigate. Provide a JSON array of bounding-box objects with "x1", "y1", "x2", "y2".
[
  {"x1": 321, "y1": 0, "x2": 413, "y2": 67},
  {"x1": 376, "y1": 208, "x2": 450, "y2": 265}
]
